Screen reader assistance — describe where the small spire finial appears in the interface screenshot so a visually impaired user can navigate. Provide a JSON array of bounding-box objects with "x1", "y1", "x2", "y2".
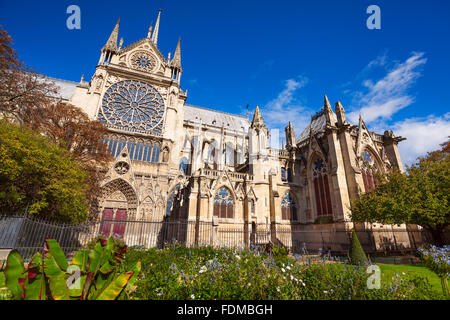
[
  {"x1": 147, "y1": 24, "x2": 153, "y2": 38},
  {"x1": 151, "y1": 9, "x2": 162, "y2": 46},
  {"x1": 103, "y1": 18, "x2": 120, "y2": 52}
]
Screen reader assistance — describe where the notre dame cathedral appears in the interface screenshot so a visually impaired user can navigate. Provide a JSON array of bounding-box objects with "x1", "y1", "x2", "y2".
[{"x1": 50, "y1": 10, "x2": 407, "y2": 248}]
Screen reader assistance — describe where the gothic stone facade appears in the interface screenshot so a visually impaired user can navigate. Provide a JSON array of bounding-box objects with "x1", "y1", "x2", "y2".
[{"x1": 52, "y1": 11, "x2": 408, "y2": 247}]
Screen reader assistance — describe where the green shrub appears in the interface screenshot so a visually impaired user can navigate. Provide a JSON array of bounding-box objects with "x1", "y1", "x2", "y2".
[{"x1": 349, "y1": 229, "x2": 369, "y2": 266}]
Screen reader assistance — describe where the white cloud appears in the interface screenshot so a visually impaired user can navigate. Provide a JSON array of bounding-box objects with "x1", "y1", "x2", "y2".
[
  {"x1": 348, "y1": 52, "x2": 427, "y2": 123},
  {"x1": 261, "y1": 76, "x2": 311, "y2": 136},
  {"x1": 390, "y1": 113, "x2": 450, "y2": 166}
]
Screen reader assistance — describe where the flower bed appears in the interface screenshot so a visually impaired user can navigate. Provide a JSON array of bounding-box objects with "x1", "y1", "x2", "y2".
[{"x1": 121, "y1": 244, "x2": 445, "y2": 300}]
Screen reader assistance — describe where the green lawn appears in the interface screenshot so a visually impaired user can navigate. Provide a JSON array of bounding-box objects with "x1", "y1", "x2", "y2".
[{"x1": 378, "y1": 263, "x2": 443, "y2": 293}]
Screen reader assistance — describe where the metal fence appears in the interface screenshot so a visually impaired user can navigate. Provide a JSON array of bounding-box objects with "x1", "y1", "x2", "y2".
[{"x1": 1, "y1": 214, "x2": 448, "y2": 260}]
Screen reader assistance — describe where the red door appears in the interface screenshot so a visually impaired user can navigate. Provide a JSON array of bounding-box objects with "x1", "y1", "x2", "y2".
[
  {"x1": 101, "y1": 208, "x2": 114, "y2": 236},
  {"x1": 112, "y1": 209, "x2": 127, "y2": 237}
]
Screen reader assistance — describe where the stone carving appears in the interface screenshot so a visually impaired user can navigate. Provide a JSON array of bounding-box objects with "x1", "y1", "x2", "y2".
[{"x1": 114, "y1": 161, "x2": 130, "y2": 175}]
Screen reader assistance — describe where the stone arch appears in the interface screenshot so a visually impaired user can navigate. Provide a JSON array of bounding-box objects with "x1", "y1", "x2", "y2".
[
  {"x1": 281, "y1": 191, "x2": 298, "y2": 221},
  {"x1": 359, "y1": 144, "x2": 384, "y2": 173},
  {"x1": 211, "y1": 185, "x2": 235, "y2": 220},
  {"x1": 100, "y1": 178, "x2": 138, "y2": 217},
  {"x1": 307, "y1": 154, "x2": 334, "y2": 220}
]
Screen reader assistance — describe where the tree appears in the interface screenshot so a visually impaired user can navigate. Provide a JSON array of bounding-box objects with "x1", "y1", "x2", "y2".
[
  {"x1": 0, "y1": 25, "x2": 57, "y2": 125},
  {"x1": 351, "y1": 140, "x2": 450, "y2": 246},
  {"x1": 28, "y1": 102, "x2": 112, "y2": 215},
  {"x1": 349, "y1": 229, "x2": 369, "y2": 266},
  {"x1": 0, "y1": 25, "x2": 112, "y2": 219},
  {"x1": 0, "y1": 121, "x2": 90, "y2": 223}
]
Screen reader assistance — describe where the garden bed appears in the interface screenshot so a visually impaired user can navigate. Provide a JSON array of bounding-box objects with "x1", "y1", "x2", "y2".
[{"x1": 120, "y1": 245, "x2": 446, "y2": 300}]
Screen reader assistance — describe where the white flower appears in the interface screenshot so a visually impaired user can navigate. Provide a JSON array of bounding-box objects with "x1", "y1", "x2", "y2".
[
  {"x1": 191, "y1": 294, "x2": 195, "y2": 299},
  {"x1": 235, "y1": 255, "x2": 241, "y2": 261},
  {"x1": 281, "y1": 268, "x2": 286, "y2": 273},
  {"x1": 323, "y1": 290, "x2": 328, "y2": 294},
  {"x1": 277, "y1": 287, "x2": 280, "y2": 292},
  {"x1": 290, "y1": 275, "x2": 294, "y2": 280},
  {"x1": 286, "y1": 266, "x2": 291, "y2": 270},
  {"x1": 199, "y1": 266, "x2": 207, "y2": 274}
]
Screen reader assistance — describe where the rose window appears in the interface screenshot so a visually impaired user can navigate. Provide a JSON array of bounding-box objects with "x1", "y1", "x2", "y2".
[
  {"x1": 98, "y1": 80, "x2": 165, "y2": 136},
  {"x1": 130, "y1": 51, "x2": 157, "y2": 71}
]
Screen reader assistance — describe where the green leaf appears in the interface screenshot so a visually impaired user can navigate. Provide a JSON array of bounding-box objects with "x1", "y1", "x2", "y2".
[
  {"x1": 24, "y1": 252, "x2": 46, "y2": 300},
  {"x1": 71, "y1": 249, "x2": 89, "y2": 273},
  {"x1": 44, "y1": 252, "x2": 70, "y2": 300},
  {"x1": 118, "y1": 261, "x2": 141, "y2": 299},
  {"x1": 95, "y1": 272, "x2": 133, "y2": 300},
  {"x1": 4, "y1": 250, "x2": 25, "y2": 299},
  {"x1": 44, "y1": 239, "x2": 68, "y2": 272},
  {"x1": 87, "y1": 240, "x2": 104, "y2": 274}
]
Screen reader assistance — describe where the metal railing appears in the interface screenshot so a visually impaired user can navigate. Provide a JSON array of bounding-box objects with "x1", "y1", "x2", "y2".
[{"x1": 1, "y1": 214, "x2": 448, "y2": 260}]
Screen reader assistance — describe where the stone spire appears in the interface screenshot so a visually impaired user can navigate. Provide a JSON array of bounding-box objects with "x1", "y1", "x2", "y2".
[
  {"x1": 151, "y1": 9, "x2": 162, "y2": 46},
  {"x1": 103, "y1": 18, "x2": 120, "y2": 52},
  {"x1": 335, "y1": 101, "x2": 347, "y2": 126},
  {"x1": 324, "y1": 94, "x2": 332, "y2": 111},
  {"x1": 170, "y1": 37, "x2": 182, "y2": 70},
  {"x1": 251, "y1": 105, "x2": 266, "y2": 129},
  {"x1": 323, "y1": 94, "x2": 335, "y2": 126},
  {"x1": 147, "y1": 24, "x2": 153, "y2": 38},
  {"x1": 285, "y1": 121, "x2": 296, "y2": 148}
]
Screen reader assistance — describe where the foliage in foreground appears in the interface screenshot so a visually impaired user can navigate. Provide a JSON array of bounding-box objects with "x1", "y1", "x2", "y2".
[
  {"x1": 351, "y1": 140, "x2": 450, "y2": 246},
  {"x1": 0, "y1": 238, "x2": 140, "y2": 300},
  {"x1": 418, "y1": 245, "x2": 450, "y2": 297},
  {"x1": 122, "y1": 245, "x2": 445, "y2": 300}
]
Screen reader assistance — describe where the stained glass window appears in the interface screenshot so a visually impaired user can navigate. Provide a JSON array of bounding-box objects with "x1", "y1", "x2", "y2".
[
  {"x1": 213, "y1": 187, "x2": 233, "y2": 219},
  {"x1": 179, "y1": 157, "x2": 188, "y2": 175},
  {"x1": 166, "y1": 185, "x2": 180, "y2": 217},
  {"x1": 312, "y1": 157, "x2": 333, "y2": 217},
  {"x1": 281, "y1": 193, "x2": 297, "y2": 220},
  {"x1": 281, "y1": 167, "x2": 287, "y2": 181},
  {"x1": 98, "y1": 80, "x2": 165, "y2": 136},
  {"x1": 361, "y1": 149, "x2": 378, "y2": 192}
]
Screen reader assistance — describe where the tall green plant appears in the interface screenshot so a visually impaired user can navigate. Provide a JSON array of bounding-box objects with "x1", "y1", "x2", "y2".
[
  {"x1": 349, "y1": 229, "x2": 369, "y2": 266},
  {"x1": 1, "y1": 238, "x2": 140, "y2": 300}
]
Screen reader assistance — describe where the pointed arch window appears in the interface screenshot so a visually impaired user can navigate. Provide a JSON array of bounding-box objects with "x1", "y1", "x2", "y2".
[
  {"x1": 213, "y1": 187, "x2": 233, "y2": 219},
  {"x1": 361, "y1": 149, "x2": 379, "y2": 192},
  {"x1": 207, "y1": 141, "x2": 217, "y2": 164},
  {"x1": 225, "y1": 143, "x2": 234, "y2": 166},
  {"x1": 250, "y1": 199, "x2": 255, "y2": 215},
  {"x1": 281, "y1": 193, "x2": 297, "y2": 221},
  {"x1": 166, "y1": 185, "x2": 181, "y2": 218},
  {"x1": 312, "y1": 158, "x2": 333, "y2": 217},
  {"x1": 281, "y1": 167, "x2": 287, "y2": 182},
  {"x1": 179, "y1": 157, "x2": 188, "y2": 175}
]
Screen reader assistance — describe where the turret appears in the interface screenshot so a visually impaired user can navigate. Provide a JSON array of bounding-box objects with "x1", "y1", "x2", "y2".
[
  {"x1": 335, "y1": 101, "x2": 348, "y2": 126},
  {"x1": 170, "y1": 38, "x2": 182, "y2": 84},
  {"x1": 285, "y1": 121, "x2": 296, "y2": 149},
  {"x1": 98, "y1": 18, "x2": 120, "y2": 65}
]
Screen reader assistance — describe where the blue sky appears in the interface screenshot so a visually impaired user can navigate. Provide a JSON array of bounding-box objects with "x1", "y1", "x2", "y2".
[{"x1": 1, "y1": 0, "x2": 449, "y2": 165}]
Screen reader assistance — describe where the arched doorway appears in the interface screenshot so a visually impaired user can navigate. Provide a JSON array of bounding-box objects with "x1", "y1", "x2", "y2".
[{"x1": 99, "y1": 178, "x2": 138, "y2": 238}]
